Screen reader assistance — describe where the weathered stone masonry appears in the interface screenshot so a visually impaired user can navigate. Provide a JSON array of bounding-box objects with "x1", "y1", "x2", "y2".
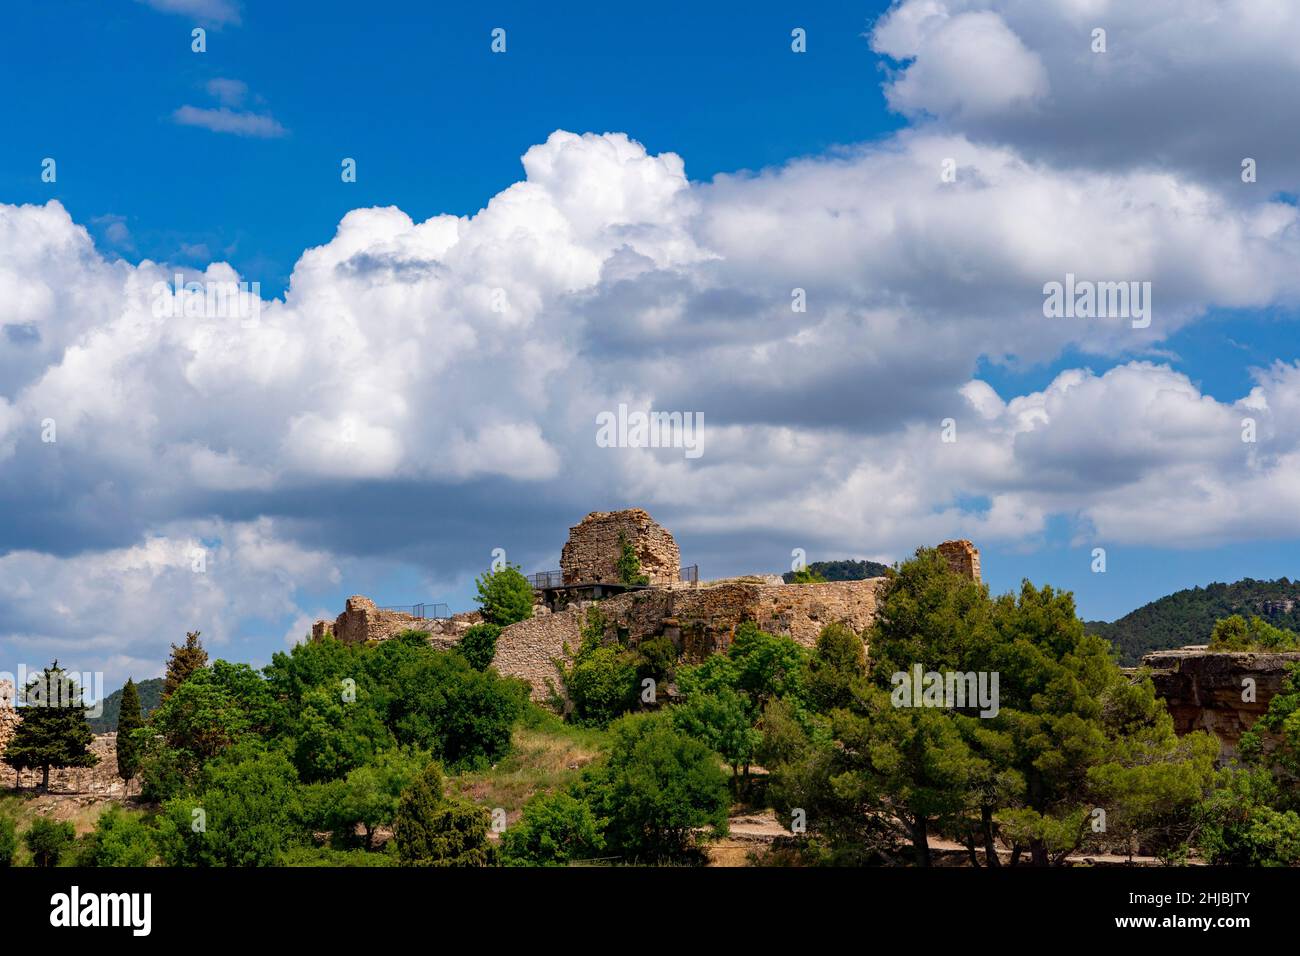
[
  {"x1": 560, "y1": 509, "x2": 680, "y2": 585},
  {"x1": 492, "y1": 576, "x2": 889, "y2": 700},
  {"x1": 313, "y1": 595, "x2": 482, "y2": 649}
]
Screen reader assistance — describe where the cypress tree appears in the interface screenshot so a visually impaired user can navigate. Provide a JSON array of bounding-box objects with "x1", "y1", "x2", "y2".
[
  {"x1": 115, "y1": 678, "x2": 143, "y2": 781},
  {"x1": 3, "y1": 662, "x2": 98, "y2": 792}
]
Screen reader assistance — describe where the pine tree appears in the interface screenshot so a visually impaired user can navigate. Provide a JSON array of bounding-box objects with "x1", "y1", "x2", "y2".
[
  {"x1": 163, "y1": 631, "x2": 208, "y2": 698},
  {"x1": 3, "y1": 662, "x2": 98, "y2": 792},
  {"x1": 115, "y1": 678, "x2": 143, "y2": 782},
  {"x1": 393, "y1": 763, "x2": 496, "y2": 866}
]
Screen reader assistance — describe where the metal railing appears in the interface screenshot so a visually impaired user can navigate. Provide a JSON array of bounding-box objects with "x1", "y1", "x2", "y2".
[
  {"x1": 679, "y1": 564, "x2": 699, "y2": 585},
  {"x1": 379, "y1": 602, "x2": 450, "y2": 620},
  {"x1": 527, "y1": 570, "x2": 564, "y2": 589}
]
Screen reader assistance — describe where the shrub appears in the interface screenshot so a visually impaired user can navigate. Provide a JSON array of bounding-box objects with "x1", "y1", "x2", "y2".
[
  {"x1": 155, "y1": 747, "x2": 304, "y2": 866},
  {"x1": 76, "y1": 806, "x2": 157, "y2": 866},
  {"x1": 0, "y1": 813, "x2": 17, "y2": 866},
  {"x1": 394, "y1": 763, "x2": 496, "y2": 867},
  {"x1": 25, "y1": 817, "x2": 76, "y2": 867},
  {"x1": 500, "y1": 791, "x2": 605, "y2": 866},
  {"x1": 474, "y1": 565, "x2": 535, "y2": 627},
  {"x1": 458, "y1": 623, "x2": 502, "y2": 671},
  {"x1": 581, "y1": 712, "x2": 729, "y2": 863}
]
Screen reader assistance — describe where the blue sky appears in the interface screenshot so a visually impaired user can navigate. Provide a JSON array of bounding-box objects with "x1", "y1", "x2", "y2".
[
  {"x1": 2, "y1": 0, "x2": 1300, "y2": 688},
  {"x1": 1, "y1": 1, "x2": 902, "y2": 296}
]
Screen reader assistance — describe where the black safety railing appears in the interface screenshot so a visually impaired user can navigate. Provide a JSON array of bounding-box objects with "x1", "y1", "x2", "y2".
[
  {"x1": 527, "y1": 570, "x2": 564, "y2": 589},
  {"x1": 679, "y1": 564, "x2": 699, "y2": 585},
  {"x1": 379, "y1": 602, "x2": 450, "y2": 620}
]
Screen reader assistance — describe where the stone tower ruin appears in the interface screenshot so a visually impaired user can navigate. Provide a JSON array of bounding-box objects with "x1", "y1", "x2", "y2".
[
  {"x1": 560, "y1": 508, "x2": 681, "y2": 586},
  {"x1": 937, "y1": 539, "x2": 981, "y2": 583}
]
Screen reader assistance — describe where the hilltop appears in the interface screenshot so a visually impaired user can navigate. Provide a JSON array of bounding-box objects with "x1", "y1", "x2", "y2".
[
  {"x1": 1086, "y1": 578, "x2": 1300, "y2": 664},
  {"x1": 87, "y1": 677, "x2": 164, "y2": 733},
  {"x1": 781, "y1": 558, "x2": 891, "y2": 583}
]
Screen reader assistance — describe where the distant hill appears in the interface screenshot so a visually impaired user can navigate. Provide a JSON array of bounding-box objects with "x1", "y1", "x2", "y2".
[
  {"x1": 782, "y1": 558, "x2": 892, "y2": 584},
  {"x1": 1086, "y1": 578, "x2": 1300, "y2": 665},
  {"x1": 88, "y1": 677, "x2": 164, "y2": 733}
]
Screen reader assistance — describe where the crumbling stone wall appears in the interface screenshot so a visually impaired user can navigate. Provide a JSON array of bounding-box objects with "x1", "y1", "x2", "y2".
[
  {"x1": 1144, "y1": 647, "x2": 1299, "y2": 761},
  {"x1": 492, "y1": 607, "x2": 586, "y2": 702},
  {"x1": 560, "y1": 509, "x2": 681, "y2": 585},
  {"x1": 312, "y1": 595, "x2": 481, "y2": 647},
  {"x1": 492, "y1": 577, "x2": 886, "y2": 700},
  {"x1": 0, "y1": 686, "x2": 132, "y2": 795},
  {"x1": 937, "y1": 539, "x2": 981, "y2": 583}
]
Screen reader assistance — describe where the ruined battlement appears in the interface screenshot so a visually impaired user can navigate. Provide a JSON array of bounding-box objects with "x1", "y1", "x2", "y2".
[
  {"x1": 307, "y1": 508, "x2": 987, "y2": 704},
  {"x1": 560, "y1": 508, "x2": 681, "y2": 585},
  {"x1": 312, "y1": 595, "x2": 482, "y2": 648},
  {"x1": 938, "y1": 539, "x2": 981, "y2": 583}
]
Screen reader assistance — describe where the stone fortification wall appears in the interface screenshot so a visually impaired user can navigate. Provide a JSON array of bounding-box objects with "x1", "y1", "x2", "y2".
[
  {"x1": 312, "y1": 595, "x2": 481, "y2": 647},
  {"x1": 491, "y1": 577, "x2": 887, "y2": 700}
]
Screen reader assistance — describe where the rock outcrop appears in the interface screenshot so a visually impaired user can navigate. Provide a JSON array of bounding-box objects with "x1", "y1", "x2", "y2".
[{"x1": 1143, "y1": 647, "x2": 1300, "y2": 761}]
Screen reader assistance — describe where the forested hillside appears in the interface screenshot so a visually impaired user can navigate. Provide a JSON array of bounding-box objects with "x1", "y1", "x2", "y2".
[
  {"x1": 781, "y1": 558, "x2": 891, "y2": 583},
  {"x1": 1086, "y1": 578, "x2": 1300, "y2": 664},
  {"x1": 88, "y1": 678, "x2": 164, "y2": 733}
]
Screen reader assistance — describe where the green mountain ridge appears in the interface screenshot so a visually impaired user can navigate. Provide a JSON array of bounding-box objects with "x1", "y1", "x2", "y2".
[
  {"x1": 1085, "y1": 577, "x2": 1300, "y2": 665},
  {"x1": 781, "y1": 558, "x2": 892, "y2": 583},
  {"x1": 87, "y1": 677, "x2": 164, "y2": 733}
]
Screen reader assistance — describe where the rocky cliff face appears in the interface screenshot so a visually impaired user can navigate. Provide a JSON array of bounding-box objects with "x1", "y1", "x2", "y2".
[{"x1": 1143, "y1": 647, "x2": 1300, "y2": 761}]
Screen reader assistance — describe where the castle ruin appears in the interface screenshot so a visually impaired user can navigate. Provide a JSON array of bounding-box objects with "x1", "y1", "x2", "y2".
[{"x1": 330, "y1": 507, "x2": 980, "y2": 702}]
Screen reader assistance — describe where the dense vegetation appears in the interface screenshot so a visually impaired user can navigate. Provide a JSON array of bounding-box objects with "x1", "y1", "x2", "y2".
[
  {"x1": 782, "y1": 558, "x2": 891, "y2": 584},
  {"x1": 1086, "y1": 577, "x2": 1300, "y2": 663},
  {"x1": 2, "y1": 557, "x2": 1297, "y2": 867}
]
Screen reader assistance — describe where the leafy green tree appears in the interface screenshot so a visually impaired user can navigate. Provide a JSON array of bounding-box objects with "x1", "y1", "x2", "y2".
[
  {"x1": 264, "y1": 633, "x2": 363, "y2": 712},
  {"x1": 674, "y1": 687, "x2": 760, "y2": 783},
  {"x1": 1239, "y1": 661, "x2": 1300, "y2": 808},
  {"x1": 788, "y1": 568, "x2": 827, "y2": 584},
  {"x1": 136, "y1": 668, "x2": 251, "y2": 799},
  {"x1": 76, "y1": 806, "x2": 157, "y2": 866},
  {"x1": 0, "y1": 813, "x2": 16, "y2": 866},
  {"x1": 163, "y1": 630, "x2": 208, "y2": 698},
  {"x1": 500, "y1": 791, "x2": 605, "y2": 866},
  {"x1": 292, "y1": 683, "x2": 395, "y2": 782},
  {"x1": 364, "y1": 634, "x2": 525, "y2": 767},
  {"x1": 804, "y1": 622, "x2": 867, "y2": 712},
  {"x1": 393, "y1": 762, "x2": 496, "y2": 866},
  {"x1": 727, "y1": 622, "x2": 808, "y2": 708},
  {"x1": 25, "y1": 817, "x2": 76, "y2": 867},
  {"x1": 457, "y1": 623, "x2": 502, "y2": 671},
  {"x1": 581, "y1": 712, "x2": 729, "y2": 863},
  {"x1": 4, "y1": 662, "x2": 98, "y2": 791},
  {"x1": 474, "y1": 564, "x2": 535, "y2": 627},
  {"x1": 1199, "y1": 768, "x2": 1300, "y2": 866},
  {"x1": 1209, "y1": 614, "x2": 1300, "y2": 652},
  {"x1": 155, "y1": 746, "x2": 304, "y2": 866},
  {"x1": 115, "y1": 678, "x2": 143, "y2": 782},
  {"x1": 334, "y1": 749, "x2": 429, "y2": 848},
  {"x1": 616, "y1": 532, "x2": 650, "y2": 586}
]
